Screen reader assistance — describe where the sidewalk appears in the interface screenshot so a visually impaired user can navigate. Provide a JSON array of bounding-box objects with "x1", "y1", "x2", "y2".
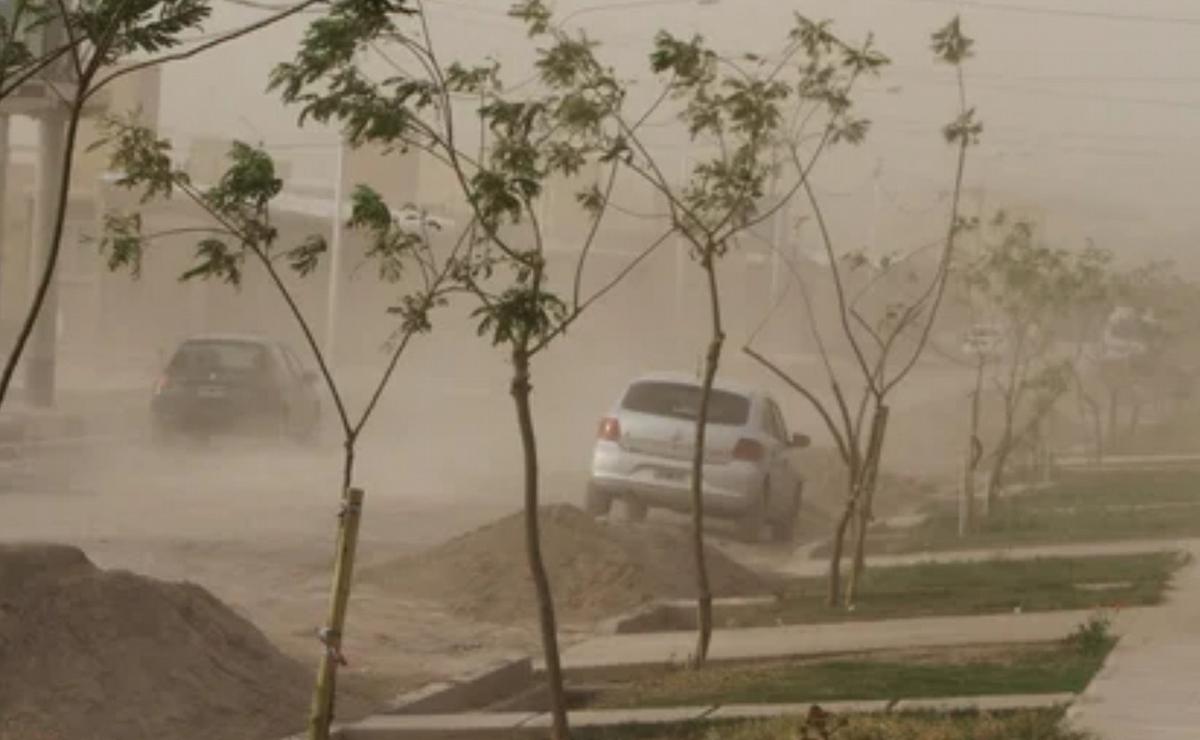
[
  {"x1": 1068, "y1": 543, "x2": 1200, "y2": 739},
  {"x1": 555, "y1": 608, "x2": 1140, "y2": 677}
]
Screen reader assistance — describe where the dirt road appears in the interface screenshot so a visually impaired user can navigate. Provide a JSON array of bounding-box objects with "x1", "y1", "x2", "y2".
[{"x1": 0, "y1": 431, "x2": 576, "y2": 701}]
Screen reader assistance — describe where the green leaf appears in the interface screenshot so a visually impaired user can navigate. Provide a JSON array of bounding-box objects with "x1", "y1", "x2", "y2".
[
  {"x1": 931, "y1": 16, "x2": 974, "y2": 65},
  {"x1": 181, "y1": 238, "x2": 243, "y2": 286},
  {"x1": 286, "y1": 234, "x2": 328, "y2": 277},
  {"x1": 508, "y1": 0, "x2": 552, "y2": 36},
  {"x1": 96, "y1": 212, "x2": 146, "y2": 278},
  {"x1": 348, "y1": 185, "x2": 392, "y2": 231}
]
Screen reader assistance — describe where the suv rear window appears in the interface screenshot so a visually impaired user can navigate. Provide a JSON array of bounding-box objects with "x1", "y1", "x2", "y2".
[
  {"x1": 169, "y1": 341, "x2": 270, "y2": 376},
  {"x1": 621, "y1": 381, "x2": 750, "y2": 426}
]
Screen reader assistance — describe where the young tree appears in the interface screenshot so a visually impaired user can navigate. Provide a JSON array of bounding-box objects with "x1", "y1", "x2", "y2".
[
  {"x1": 745, "y1": 17, "x2": 980, "y2": 608},
  {"x1": 265, "y1": 0, "x2": 710, "y2": 734},
  {"x1": 95, "y1": 121, "x2": 466, "y2": 739},
  {"x1": 1085, "y1": 260, "x2": 1200, "y2": 455},
  {"x1": 0, "y1": 0, "x2": 324, "y2": 412},
  {"x1": 962, "y1": 215, "x2": 1109, "y2": 508},
  {"x1": 620, "y1": 16, "x2": 891, "y2": 665},
  {"x1": 957, "y1": 318, "x2": 1002, "y2": 534}
]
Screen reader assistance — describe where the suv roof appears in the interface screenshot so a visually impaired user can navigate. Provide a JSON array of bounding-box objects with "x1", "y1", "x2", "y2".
[
  {"x1": 626, "y1": 371, "x2": 760, "y2": 401},
  {"x1": 181, "y1": 333, "x2": 274, "y2": 346}
]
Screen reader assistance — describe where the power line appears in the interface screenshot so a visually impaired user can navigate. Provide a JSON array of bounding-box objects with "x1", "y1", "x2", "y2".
[
  {"x1": 885, "y1": 0, "x2": 1200, "y2": 27},
  {"x1": 867, "y1": 77, "x2": 1200, "y2": 115}
]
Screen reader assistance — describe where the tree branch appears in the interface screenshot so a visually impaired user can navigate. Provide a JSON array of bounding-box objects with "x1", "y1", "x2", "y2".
[{"x1": 85, "y1": 0, "x2": 324, "y2": 103}]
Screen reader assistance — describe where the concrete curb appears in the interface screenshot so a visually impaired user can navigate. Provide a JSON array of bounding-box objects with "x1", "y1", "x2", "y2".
[
  {"x1": 333, "y1": 692, "x2": 1077, "y2": 739},
  {"x1": 608, "y1": 596, "x2": 779, "y2": 635},
  {"x1": 387, "y1": 656, "x2": 533, "y2": 715},
  {"x1": 552, "y1": 608, "x2": 1134, "y2": 680}
]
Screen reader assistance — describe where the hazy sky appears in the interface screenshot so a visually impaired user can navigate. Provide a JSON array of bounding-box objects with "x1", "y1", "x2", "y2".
[{"x1": 17, "y1": 0, "x2": 1198, "y2": 273}]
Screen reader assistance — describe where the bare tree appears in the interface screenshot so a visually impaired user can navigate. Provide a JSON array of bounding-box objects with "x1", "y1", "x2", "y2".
[
  {"x1": 745, "y1": 17, "x2": 980, "y2": 608},
  {"x1": 961, "y1": 214, "x2": 1110, "y2": 508},
  {"x1": 264, "y1": 0, "x2": 754, "y2": 733}
]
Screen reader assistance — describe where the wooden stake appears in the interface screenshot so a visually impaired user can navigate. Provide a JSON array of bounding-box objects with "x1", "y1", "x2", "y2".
[{"x1": 308, "y1": 487, "x2": 364, "y2": 740}]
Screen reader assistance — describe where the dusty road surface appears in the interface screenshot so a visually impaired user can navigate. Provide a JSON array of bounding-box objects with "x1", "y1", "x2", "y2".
[
  {"x1": 0, "y1": 423, "x2": 575, "y2": 703},
  {"x1": 0, "y1": 350, "x2": 960, "y2": 709}
]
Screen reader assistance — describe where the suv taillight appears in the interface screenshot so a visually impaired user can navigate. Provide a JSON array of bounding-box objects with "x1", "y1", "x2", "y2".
[
  {"x1": 733, "y1": 438, "x2": 765, "y2": 462},
  {"x1": 598, "y1": 417, "x2": 621, "y2": 442}
]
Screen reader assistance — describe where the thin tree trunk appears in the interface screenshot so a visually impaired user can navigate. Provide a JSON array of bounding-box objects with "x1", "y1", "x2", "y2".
[
  {"x1": 846, "y1": 404, "x2": 890, "y2": 607},
  {"x1": 827, "y1": 469, "x2": 859, "y2": 607},
  {"x1": 1076, "y1": 384, "x2": 1103, "y2": 464},
  {"x1": 307, "y1": 443, "x2": 360, "y2": 740},
  {"x1": 988, "y1": 427, "x2": 1013, "y2": 506},
  {"x1": 511, "y1": 346, "x2": 569, "y2": 740},
  {"x1": 1127, "y1": 401, "x2": 1142, "y2": 441},
  {"x1": 1107, "y1": 387, "x2": 1120, "y2": 450},
  {"x1": 308, "y1": 485, "x2": 363, "y2": 740},
  {"x1": 689, "y1": 252, "x2": 724, "y2": 668},
  {"x1": 961, "y1": 359, "x2": 985, "y2": 535}
]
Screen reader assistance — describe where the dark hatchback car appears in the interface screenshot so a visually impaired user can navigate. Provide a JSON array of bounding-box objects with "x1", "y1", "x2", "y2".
[{"x1": 151, "y1": 335, "x2": 321, "y2": 444}]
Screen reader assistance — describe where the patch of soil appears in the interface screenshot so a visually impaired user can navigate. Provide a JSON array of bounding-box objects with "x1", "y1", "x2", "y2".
[
  {"x1": 362, "y1": 505, "x2": 771, "y2": 625},
  {"x1": 0, "y1": 543, "x2": 346, "y2": 740}
]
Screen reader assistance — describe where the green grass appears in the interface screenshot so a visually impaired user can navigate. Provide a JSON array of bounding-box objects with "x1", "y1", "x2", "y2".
[
  {"x1": 725, "y1": 552, "x2": 1180, "y2": 627},
  {"x1": 612, "y1": 553, "x2": 1181, "y2": 631},
  {"x1": 578, "y1": 709, "x2": 1090, "y2": 740},
  {"x1": 588, "y1": 641, "x2": 1111, "y2": 710},
  {"x1": 851, "y1": 470, "x2": 1200, "y2": 556},
  {"x1": 1036, "y1": 469, "x2": 1200, "y2": 507}
]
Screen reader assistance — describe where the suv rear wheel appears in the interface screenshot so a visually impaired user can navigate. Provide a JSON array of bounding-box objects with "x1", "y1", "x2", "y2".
[
  {"x1": 769, "y1": 484, "x2": 802, "y2": 543},
  {"x1": 738, "y1": 492, "x2": 767, "y2": 543},
  {"x1": 620, "y1": 497, "x2": 648, "y2": 523},
  {"x1": 585, "y1": 484, "x2": 612, "y2": 516}
]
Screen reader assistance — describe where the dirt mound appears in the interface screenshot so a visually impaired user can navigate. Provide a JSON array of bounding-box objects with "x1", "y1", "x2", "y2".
[
  {"x1": 364, "y1": 505, "x2": 770, "y2": 624},
  {"x1": 0, "y1": 543, "x2": 312, "y2": 740}
]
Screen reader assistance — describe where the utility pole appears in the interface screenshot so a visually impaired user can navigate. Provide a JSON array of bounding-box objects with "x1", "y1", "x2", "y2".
[
  {"x1": 323, "y1": 139, "x2": 346, "y2": 366},
  {"x1": 25, "y1": 13, "x2": 67, "y2": 408}
]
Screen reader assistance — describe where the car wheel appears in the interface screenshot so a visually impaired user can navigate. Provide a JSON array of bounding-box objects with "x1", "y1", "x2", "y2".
[
  {"x1": 769, "y1": 513, "x2": 797, "y2": 543},
  {"x1": 769, "y1": 484, "x2": 803, "y2": 544},
  {"x1": 739, "y1": 484, "x2": 768, "y2": 543},
  {"x1": 621, "y1": 497, "x2": 648, "y2": 523},
  {"x1": 585, "y1": 484, "x2": 612, "y2": 516}
]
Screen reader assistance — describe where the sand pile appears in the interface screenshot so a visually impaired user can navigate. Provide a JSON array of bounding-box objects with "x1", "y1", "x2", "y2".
[
  {"x1": 364, "y1": 505, "x2": 770, "y2": 624},
  {"x1": 0, "y1": 544, "x2": 312, "y2": 740}
]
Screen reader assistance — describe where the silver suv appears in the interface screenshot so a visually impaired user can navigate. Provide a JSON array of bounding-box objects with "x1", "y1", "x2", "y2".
[{"x1": 586, "y1": 372, "x2": 809, "y2": 542}]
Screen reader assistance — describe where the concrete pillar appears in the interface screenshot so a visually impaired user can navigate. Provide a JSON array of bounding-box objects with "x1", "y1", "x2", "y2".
[
  {"x1": 0, "y1": 114, "x2": 8, "y2": 328},
  {"x1": 26, "y1": 108, "x2": 66, "y2": 407}
]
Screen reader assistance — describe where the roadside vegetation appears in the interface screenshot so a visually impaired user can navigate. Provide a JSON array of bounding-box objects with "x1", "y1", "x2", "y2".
[
  {"x1": 852, "y1": 470, "x2": 1200, "y2": 555},
  {"x1": 621, "y1": 552, "x2": 1179, "y2": 632},
  {"x1": 577, "y1": 709, "x2": 1090, "y2": 740},
  {"x1": 739, "y1": 552, "x2": 1178, "y2": 627},
  {"x1": 589, "y1": 640, "x2": 1106, "y2": 709}
]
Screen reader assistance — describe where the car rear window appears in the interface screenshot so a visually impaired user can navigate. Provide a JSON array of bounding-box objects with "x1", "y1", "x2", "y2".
[
  {"x1": 169, "y1": 341, "x2": 270, "y2": 375},
  {"x1": 621, "y1": 381, "x2": 750, "y2": 426}
]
